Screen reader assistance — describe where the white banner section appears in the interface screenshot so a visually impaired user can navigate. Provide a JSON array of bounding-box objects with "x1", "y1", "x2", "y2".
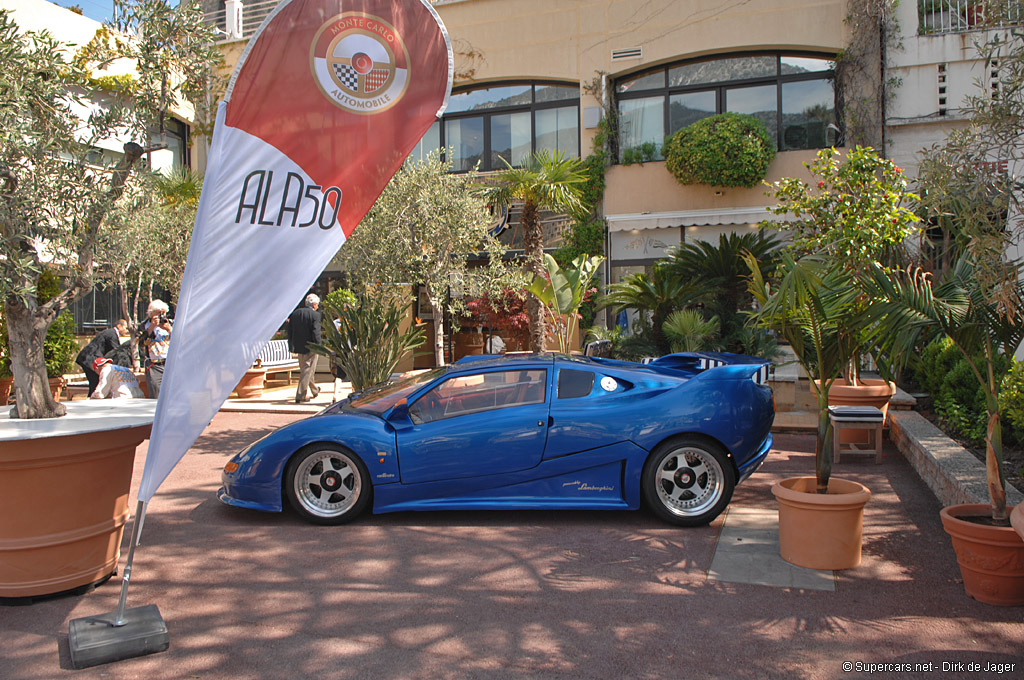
[{"x1": 137, "y1": 103, "x2": 347, "y2": 501}]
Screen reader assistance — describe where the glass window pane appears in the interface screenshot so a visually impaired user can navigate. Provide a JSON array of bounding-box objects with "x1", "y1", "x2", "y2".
[
  {"x1": 448, "y1": 85, "x2": 532, "y2": 113},
  {"x1": 781, "y1": 56, "x2": 835, "y2": 75},
  {"x1": 558, "y1": 369, "x2": 595, "y2": 399},
  {"x1": 616, "y1": 70, "x2": 666, "y2": 93},
  {"x1": 725, "y1": 84, "x2": 778, "y2": 147},
  {"x1": 668, "y1": 91, "x2": 716, "y2": 136},
  {"x1": 669, "y1": 56, "x2": 776, "y2": 87},
  {"x1": 408, "y1": 121, "x2": 440, "y2": 163},
  {"x1": 491, "y1": 111, "x2": 532, "y2": 168},
  {"x1": 618, "y1": 96, "x2": 664, "y2": 161},
  {"x1": 535, "y1": 84, "x2": 579, "y2": 103},
  {"x1": 781, "y1": 79, "x2": 835, "y2": 150},
  {"x1": 446, "y1": 117, "x2": 484, "y2": 171},
  {"x1": 535, "y1": 106, "x2": 579, "y2": 158}
]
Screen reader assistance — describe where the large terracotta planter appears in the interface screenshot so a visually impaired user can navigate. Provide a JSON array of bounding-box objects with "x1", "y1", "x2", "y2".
[
  {"x1": 0, "y1": 400, "x2": 155, "y2": 599},
  {"x1": 232, "y1": 367, "x2": 267, "y2": 399},
  {"x1": 0, "y1": 376, "x2": 11, "y2": 406},
  {"x1": 940, "y1": 504, "x2": 1024, "y2": 606},
  {"x1": 821, "y1": 378, "x2": 896, "y2": 445},
  {"x1": 772, "y1": 476, "x2": 872, "y2": 570}
]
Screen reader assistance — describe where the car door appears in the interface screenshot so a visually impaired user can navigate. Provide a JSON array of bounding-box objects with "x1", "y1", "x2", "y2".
[
  {"x1": 397, "y1": 367, "x2": 550, "y2": 484},
  {"x1": 544, "y1": 366, "x2": 632, "y2": 460}
]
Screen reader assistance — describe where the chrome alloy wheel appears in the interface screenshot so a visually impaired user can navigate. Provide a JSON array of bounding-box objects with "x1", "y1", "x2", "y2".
[
  {"x1": 292, "y1": 448, "x2": 363, "y2": 519},
  {"x1": 653, "y1": 446, "x2": 725, "y2": 518}
]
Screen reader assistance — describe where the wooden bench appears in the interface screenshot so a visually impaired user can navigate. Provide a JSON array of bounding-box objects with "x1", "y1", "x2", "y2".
[
  {"x1": 829, "y1": 405, "x2": 885, "y2": 464},
  {"x1": 254, "y1": 339, "x2": 300, "y2": 384}
]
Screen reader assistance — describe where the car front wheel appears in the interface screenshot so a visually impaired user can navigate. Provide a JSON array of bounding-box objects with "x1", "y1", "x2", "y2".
[
  {"x1": 642, "y1": 437, "x2": 735, "y2": 527},
  {"x1": 284, "y1": 444, "x2": 371, "y2": 525}
]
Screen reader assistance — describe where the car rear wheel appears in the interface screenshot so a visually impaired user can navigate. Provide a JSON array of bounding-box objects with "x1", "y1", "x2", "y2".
[
  {"x1": 642, "y1": 437, "x2": 735, "y2": 527},
  {"x1": 284, "y1": 444, "x2": 371, "y2": 525}
]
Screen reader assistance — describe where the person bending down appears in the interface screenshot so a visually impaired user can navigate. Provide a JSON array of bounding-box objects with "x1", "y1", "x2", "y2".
[{"x1": 90, "y1": 357, "x2": 144, "y2": 399}]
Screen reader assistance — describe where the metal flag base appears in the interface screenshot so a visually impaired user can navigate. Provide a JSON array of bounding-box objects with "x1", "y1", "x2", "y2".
[
  {"x1": 67, "y1": 500, "x2": 169, "y2": 669},
  {"x1": 68, "y1": 604, "x2": 169, "y2": 669}
]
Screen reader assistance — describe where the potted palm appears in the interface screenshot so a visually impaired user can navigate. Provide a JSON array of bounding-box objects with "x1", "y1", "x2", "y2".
[{"x1": 747, "y1": 252, "x2": 872, "y2": 569}]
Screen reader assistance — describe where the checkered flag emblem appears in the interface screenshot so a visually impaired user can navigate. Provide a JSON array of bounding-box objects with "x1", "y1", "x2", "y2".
[{"x1": 332, "y1": 63, "x2": 359, "y2": 91}]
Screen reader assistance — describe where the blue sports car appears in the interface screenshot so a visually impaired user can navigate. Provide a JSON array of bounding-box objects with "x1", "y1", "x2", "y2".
[{"x1": 219, "y1": 352, "x2": 774, "y2": 527}]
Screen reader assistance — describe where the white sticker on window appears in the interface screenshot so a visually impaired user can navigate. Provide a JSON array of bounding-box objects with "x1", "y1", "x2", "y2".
[{"x1": 600, "y1": 376, "x2": 617, "y2": 392}]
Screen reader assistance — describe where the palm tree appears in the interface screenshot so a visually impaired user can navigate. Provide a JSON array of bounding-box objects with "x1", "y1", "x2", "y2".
[
  {"x1": 665, "y1": 232, "x2": 781, "y2": 351},
  {"x1": 747, "y1": 252, "x2": 862, "y2": 493},
  {"x1": 597, "y1": 261, "x2": 709, "y2": 354},
  {"x1": 866, "y1": 254, "x2": 1024, "y2": 522},
  {"x1": 478, "y1": 150, "x2": 586, "y2": 353}
]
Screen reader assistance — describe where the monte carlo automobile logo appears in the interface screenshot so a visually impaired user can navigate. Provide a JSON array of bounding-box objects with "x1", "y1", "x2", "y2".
[{"x1": 310, "y1": 13, "x2": 410, "y2": 115}]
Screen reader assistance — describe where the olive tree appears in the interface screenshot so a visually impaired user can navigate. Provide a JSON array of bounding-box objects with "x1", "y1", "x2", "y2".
[
  {"x1": 0, "y1": 2, "x2": 220, "y2": 418},
  {"x1": 336, "y1": 151, "x2": 526, "y2": 366}
]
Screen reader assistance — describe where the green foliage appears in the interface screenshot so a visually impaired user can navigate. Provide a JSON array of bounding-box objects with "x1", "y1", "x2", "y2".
[
  {"x1": 663, "y1": 309, "x2": 720, "y2": 353},
  {"x1": 597, "y1": 262, "x2": 709, "y2": 354},
  {"x1": 664, "y1": 113, "x2": 775, "y2": 188},
  {"x1": 620, "y1": 142, "x2": 660, "y2": 166},
  {"x1": 666, "y1": 232, "x2": 781, "y2": 353},
  {"x1": 914, "y1": 337, "x2": 960, "y2": 397},
  {"x1": 999, "y1": 360, "x2": 1024, "y2": 442},
  {"x1": 323, "y1": 288, "x2": 356, "y2": 313},
  {"x1": 308, "y1": 296, "x2": 425, "y2": 394},
  {"x1": 44, "y1": 310, "x2": 78, "y2": 378},
  {"x1": 527, "y1": 253, "x2": 604, "y2": 353},
  {"x1": 765, "y1": 146, "x2": 920, "y2": 268},
  {"x1": 90, "y1": 73, "x2": 139, "y2": 95},
  {"x1": 614, "y1": 333, "x2": 661, "y2": 362}
]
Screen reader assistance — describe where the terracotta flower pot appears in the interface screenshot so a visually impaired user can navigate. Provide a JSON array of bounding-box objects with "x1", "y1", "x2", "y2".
[
  {"x1": 48, "y1": 375, "x2": 65, "y2": 401},
  {"x1": 232, "y1": 367, "x2": 267, "y2": 399},
  {"x1": 940, "y1": 504, "x2": 1024, "y2": 606},
  {"x1": 772, "y1": 476, "x2": 872, "y2": 570},
  {"x1": 0, "y1": 402, "x2": 154, "y2": 599}
]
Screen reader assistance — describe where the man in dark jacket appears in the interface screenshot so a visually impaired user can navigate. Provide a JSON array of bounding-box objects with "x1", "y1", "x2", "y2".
[
  {"x1": 288, "y1": 294, "x2": 322, "y2": 403},
  {"x1": 75, "y1": 319, "x2": 128, "y2": 394}
]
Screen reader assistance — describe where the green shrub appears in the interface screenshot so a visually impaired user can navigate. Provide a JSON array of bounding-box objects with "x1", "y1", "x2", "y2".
[
  {"x1": 44, "y1": 310, "x2": 78, "y2": 378},
  {"x1": 914, "y1": 337, "x2": 960, "y2": 396},
  {"x1": 999, "y1": 360, "x2": 1024, "y2": 442},
  {"x1": 663, "y1": 309, "x2": 720, "y2": 353},
  {"x1": 664, "y1": 113, "x2": 775, "y2": 188},
  {"x1": 934, "y1": 359, "x2": 988, "y2": 445}
]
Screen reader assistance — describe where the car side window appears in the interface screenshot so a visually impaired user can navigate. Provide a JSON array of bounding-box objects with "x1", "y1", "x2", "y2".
[
  {"x1": 409, "y1": 369, "x2": 547, "y2": 424},
  {"x1": 557, "y1": 369, "x2": 595, "y2": 399}
]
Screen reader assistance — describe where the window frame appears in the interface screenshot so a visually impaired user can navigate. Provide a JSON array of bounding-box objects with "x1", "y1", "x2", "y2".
[
  {"x1": 415, "y1": 80, "x2": 581, "y2": 172},
  {"x1": 615, "y1": 51, "x2": 839, "y2": 160}
]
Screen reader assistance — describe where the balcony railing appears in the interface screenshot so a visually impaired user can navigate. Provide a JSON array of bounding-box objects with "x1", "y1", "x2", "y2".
[{"x1": 919, "y1": 0, "x2": 1023, "y2": 35}]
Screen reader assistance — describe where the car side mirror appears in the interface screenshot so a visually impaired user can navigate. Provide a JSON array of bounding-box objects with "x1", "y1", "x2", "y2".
[{"x1": 386, "y1": 399, "x2": 414, "y2": 431}]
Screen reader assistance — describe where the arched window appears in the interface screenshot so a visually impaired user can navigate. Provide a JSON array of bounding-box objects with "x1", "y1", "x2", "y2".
[
  {"x1": 615, "y1": 53, "x2": 838, "y2": 162},
  {"x1": 410, "y1": 81, "x2": 580, "y2": 171}
]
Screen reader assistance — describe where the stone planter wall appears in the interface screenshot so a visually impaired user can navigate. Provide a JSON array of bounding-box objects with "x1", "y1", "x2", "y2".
[{"x1": 889, "y1": 410, "x2": 1024, "y2": 508}]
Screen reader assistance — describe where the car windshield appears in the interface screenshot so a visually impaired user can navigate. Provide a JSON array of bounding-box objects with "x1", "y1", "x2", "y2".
[{"x1": 345, "y1": 368, "x2": 447, "y2": 415}]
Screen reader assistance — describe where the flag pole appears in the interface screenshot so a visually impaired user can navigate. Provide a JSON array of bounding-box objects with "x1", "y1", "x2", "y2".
[
  {"x1": 112, "y1": 499, "x2": 147, "y2": 626},
  {"x1": 67, "y1": 499, "x2": 169, "y2": 669}
]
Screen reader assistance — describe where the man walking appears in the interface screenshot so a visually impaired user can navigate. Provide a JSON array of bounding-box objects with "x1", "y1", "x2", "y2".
[
  {"x1": 289, "y1": 293, "x2": 322, "y2": 403},
  {"x1": 75, "y1": 319, "x2": 128, "y2": 394}
]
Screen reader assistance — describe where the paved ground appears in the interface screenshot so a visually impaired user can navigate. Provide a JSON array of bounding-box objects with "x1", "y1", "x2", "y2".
[{"x1": 3, "y1": 405, "x2": 1023, "y2": 679}]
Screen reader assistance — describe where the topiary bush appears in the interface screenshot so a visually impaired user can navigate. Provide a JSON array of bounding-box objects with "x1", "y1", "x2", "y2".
[{"x1": 664, "y1": 113, "x2": 775, "y2": 188}]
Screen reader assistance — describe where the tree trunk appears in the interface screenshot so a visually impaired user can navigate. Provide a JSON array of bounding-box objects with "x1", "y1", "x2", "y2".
[
  {"x1": 986, "y1": 409, "x2": 1008, "y2": 522},
  {"x1": 428, "y1": 293, "x2": 445, "y2": 367},
  {"x1": 522, "y1": 201, "x2": 546, "y2": 354},
  {"x1": 5, "y1": 298, "x2": 64, "y2": 419},
  {"x1": 815, "y1": 387, "x2": 833, "y2": 494}
]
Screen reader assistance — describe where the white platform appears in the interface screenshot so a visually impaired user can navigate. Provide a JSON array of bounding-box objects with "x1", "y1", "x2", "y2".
[{"x1": 0, "y1": 399, "x2": 157, "y2": 441}]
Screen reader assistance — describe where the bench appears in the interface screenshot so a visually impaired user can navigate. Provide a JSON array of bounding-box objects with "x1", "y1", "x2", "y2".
[
  {"x1": 253, "y1": 339, "x2": 300, "y2": 384},
  {"x1": 829, "y1": 405, "x2": 885, "y2": 464}
]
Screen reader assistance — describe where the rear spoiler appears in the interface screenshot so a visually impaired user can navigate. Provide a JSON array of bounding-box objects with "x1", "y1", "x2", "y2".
[{"x1": 644, "y1": 352, "x2": 771, "y2": 384}]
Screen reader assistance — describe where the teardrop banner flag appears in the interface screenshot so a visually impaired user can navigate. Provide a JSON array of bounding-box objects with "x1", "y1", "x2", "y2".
[{"x1": 136, "y1": 0, "x2": 452, "y2": 501}]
